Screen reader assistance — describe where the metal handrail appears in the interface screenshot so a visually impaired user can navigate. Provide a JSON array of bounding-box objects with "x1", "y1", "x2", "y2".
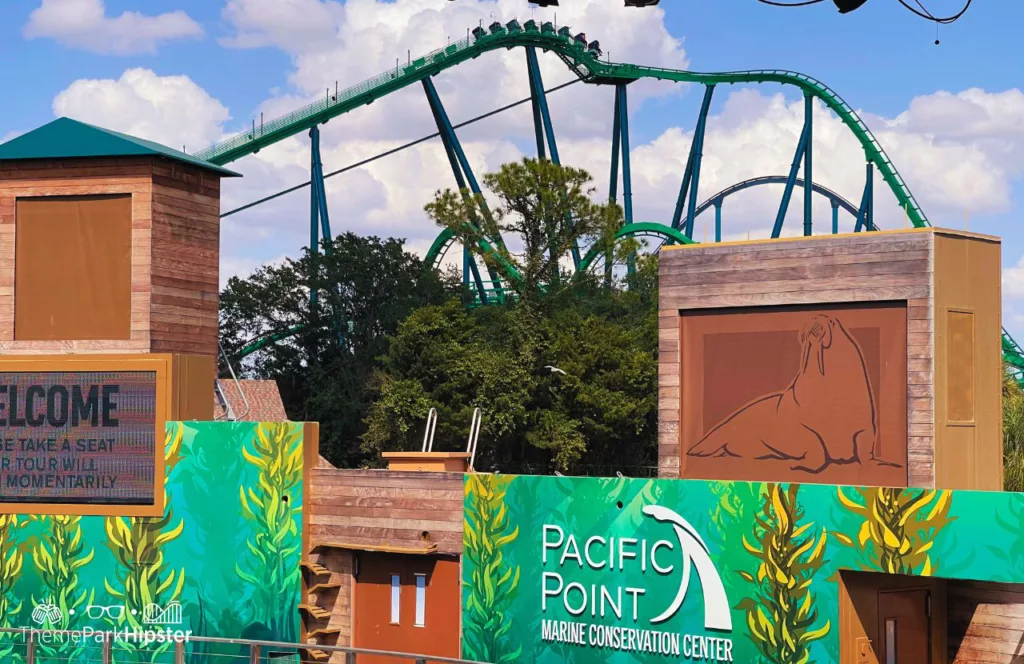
[
  {"x1": 466, "y1": 407, "x2": 482, "y2": 470},
  {"x1": 421, "y1": 407, "x2": 438, "y2": 452},
  {"x1": 0, "y1": 627, "x2": 485, "y2": 664}
]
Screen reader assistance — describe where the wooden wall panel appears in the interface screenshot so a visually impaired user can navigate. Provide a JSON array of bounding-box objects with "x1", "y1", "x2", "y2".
[
  {"x1": 934, "y1": 234, "x2": 1003, "y2": 491},
  {"x1": 149, "y1": 162, "x2": 220, "y2": 358},
  {"x1": 659, "y1": 228, "x2": 1002, "y2": 491},
  {"x1": 659, "y1": 230, "x2": 936, "y2": 485},
  {"x1": 308, "y1": 469, "x2": 465, "y2": 555},
  {"x1": 0, "y1": 157, "x2": 222, "y2": 358},
  {"x1": 948, "y1": 580, "x2": 1024, "y2": 663}
]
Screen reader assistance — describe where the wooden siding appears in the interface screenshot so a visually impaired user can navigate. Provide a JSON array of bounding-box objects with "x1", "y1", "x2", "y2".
[
  {"x1": 0, "y1": 156, "x2": 220, "y2": 357},
  {"x1": 658, "y1": 228, "x2": 1002, "y2": 490},
  {"x1": 934, "y1": 233, "x2": 1003, "y2": 490},
  {"x1": 948, "y1": 580, "x2": 1024, "y2": 663},
  {"x1": 658, "y1": 230, "x2": 936, "y2": 486},
  {"x1": 308, "y1": 468, "x2": 464, "y2": 555},
  {"x1": 149, "y1": 161, "x2": 219, "y2": 357}
]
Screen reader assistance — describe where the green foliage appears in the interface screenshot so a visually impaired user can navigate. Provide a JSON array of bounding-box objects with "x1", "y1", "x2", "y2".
[
  {"x1": 425, "y1": 157, "x2": 621, "y2": 303},
  {"x1": 236, "y1": 422, "x2": 303, "y2": 641},
  {"x1": 30, "y1": 514, "x2": 95, "y2": 662},
  {"x1": 737, "y1": 484, "x2": 830, "y2": 664},
  {"x1": 463, "y1": 474, "x2": 522, "y2": 663},
  {"x1": 362, "y1": 273, "x2": 658, "y2": 473},
  {"x1": 103, "y1": 423, "x2": 187, "y2": 663},
  {"x1": 832, "y1": 487, "x2": 953, "y2": 575},
  {"x1": 1004, "y1": 374, "x2": 1024, "y2": 491},
  {"x1": 219, "y1": 232, "x2": 453, "y2": 467}
]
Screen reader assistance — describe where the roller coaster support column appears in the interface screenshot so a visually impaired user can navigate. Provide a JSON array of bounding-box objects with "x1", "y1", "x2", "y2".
[
  {"x1": 308, "y1": 126, "x2": 333, "y2": 307},
  {"x1": 714, "y1": 199, "x2": 722, "y2": 243},
  {"x1": 609, "y1": 83, "x2": 636, "y2": 274},
  {"x1": 607, "y1": 85, "x2": 622, "y2": 286},
  {"x1": 771, "y1": 103, "x2": 812, "y2": 239},
  {"x1": 832, "y1": 200, "x2": 840, "y2": 235},
  {"x1": 855, "y1": 161, "x2": 875, "y2": 232},
  {"x1": 422, "y1": 77, "x2": 499, "y2": 303},
  {"x1": 526, "y1": 46, "x2": 581, "y2": 270},
  {"x1": 803, "y1": 94, "x2": 813, "y2": 236},
  {"x1": 671, "y1": 85, "x2": 715, "y2": 239}
]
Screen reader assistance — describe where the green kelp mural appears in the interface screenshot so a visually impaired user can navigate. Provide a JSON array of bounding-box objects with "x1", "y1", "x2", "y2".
[
  {"x1": 461, "y1": 474, "x2": 1024, "y2": 664},
  {"x1": 0, "y1": 514, "x2": 25, "y2": 661},
  {"x1": 463, "y1": 473, "x2": 522, "y2": 664},
  {"x1": 0, "y1": 421, "x2": 306, "y2": 663},
  {"x1": 237, "y1": 422, "x2": 304, "y2": 643},
  {"x1": 737, "y1": 484, "x2": 830, "y2": 664}
]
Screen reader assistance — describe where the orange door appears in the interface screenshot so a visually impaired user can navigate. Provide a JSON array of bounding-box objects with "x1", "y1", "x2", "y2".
[
  {"x1": 353, "y1": 553, "x2": 461, "y2": 664},
  {"x1": 877, "y1": 589, "x2": 931, "y2": 664}
]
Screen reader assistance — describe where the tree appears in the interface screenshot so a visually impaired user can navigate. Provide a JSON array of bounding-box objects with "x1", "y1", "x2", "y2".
[
  {"x1": 425, "y1": 157, "x2": 621, "y2": 304},
  {"x1": 219, "y1": 232, "x2": 453, "y2": 466},
  {"x1": 1005, "y1": 374, "x2": 1024, "y2": 491},
  {"x1": 363, "y1": 160, "x2": 658, "y2": 474}
]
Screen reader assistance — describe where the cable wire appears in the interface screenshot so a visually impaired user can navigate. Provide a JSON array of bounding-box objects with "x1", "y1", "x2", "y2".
[
  {"x1": 221, "y1": 78, "x2": 581, "y2": 219},
  {"x1": 897, "y1": 0, "x2": 972, "y2": 23},
  {"x1": 756, "y1": 0, "x2": 825, "y2": 5}
]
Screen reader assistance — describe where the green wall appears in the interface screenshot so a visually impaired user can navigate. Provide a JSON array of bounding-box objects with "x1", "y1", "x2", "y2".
[
  {"x1": 462, "y1": 474, "x2": 1023, "y2": 664},
  {"x1": 0, "y1": 421, "x2": 305, "y2": 663}
]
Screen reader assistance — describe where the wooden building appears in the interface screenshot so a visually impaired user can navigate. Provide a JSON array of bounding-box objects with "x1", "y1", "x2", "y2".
[{"x1": 658, "y1": 228, "x2": 1011, "y2": 664}]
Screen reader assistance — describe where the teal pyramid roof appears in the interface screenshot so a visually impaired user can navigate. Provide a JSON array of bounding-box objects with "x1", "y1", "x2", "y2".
[{"x1": 0, "y1": 117, "x2": 240, "y2": 177}]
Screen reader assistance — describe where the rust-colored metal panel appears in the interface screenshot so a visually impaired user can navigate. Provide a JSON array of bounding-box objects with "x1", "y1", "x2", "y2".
[
  {"x1": 353, "y1": 552, "x2": 461, "y2": 663},
  {"x1": 15, "y1": 194, "x2": 132, "y2": 340},
  {"x1": 680, "y1": 301, "x2": 908, "y2": 486}
]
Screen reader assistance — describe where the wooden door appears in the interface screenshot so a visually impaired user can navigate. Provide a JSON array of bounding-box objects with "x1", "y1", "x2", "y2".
[
  {"x1": 353, "y1": 552, "x2": 461, "y2": 664},
  {"x1": 877, "y1": 589, "x2": 931, "y2": 664}
]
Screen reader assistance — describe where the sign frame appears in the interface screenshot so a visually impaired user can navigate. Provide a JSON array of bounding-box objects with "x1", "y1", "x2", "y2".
[{"x1": 0, "y1": 354, "x2": 169, "y2": 517}]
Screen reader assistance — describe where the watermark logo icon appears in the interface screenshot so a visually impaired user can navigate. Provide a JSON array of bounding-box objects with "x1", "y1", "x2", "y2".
[
  {"x1": 85, "y1": 605, "x2": 127, "y2": 620},
  {"x1": 31, "y1": 603, "x2": 62, "y2": 626},
  {"x1": 143, "y1": 601, "x2": 183, "y2": 625}
]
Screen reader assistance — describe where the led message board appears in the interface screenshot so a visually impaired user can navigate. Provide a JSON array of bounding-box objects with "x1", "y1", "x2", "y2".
[{"x1": 0, "y1": 370, "x2": 158, "y2": 506}]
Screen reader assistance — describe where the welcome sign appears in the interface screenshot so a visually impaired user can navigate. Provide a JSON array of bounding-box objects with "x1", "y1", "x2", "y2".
[
  {"x1": 462, "y1": 474, "x2": 1024, "y2": 663},
  {"x1": 0, "y1": 370, "x2": 158, "y2": 505}
]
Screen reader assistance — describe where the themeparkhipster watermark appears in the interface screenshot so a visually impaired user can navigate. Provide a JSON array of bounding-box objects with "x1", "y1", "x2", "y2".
[
  {"x1": 18, "y1": 600, "x2": 192, "y2": 647},
  {"x1": 22, "y1": 626, "x2": 193, "y2": 647}
]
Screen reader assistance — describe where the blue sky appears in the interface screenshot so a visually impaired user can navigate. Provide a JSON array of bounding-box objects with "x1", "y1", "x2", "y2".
[{"x1": 1, "y1": 0, "x2": 1021, "y2": 331}]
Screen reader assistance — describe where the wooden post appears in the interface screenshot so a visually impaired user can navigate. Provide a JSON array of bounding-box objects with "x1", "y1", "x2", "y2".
[{"x1": 249, "y1": 644, "x2": 260, "y2": 663}]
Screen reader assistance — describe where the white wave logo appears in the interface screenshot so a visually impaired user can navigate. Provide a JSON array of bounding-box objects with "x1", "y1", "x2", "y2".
[{"x1": 642, "y1": 505, "x2": 733, "y2": 632}]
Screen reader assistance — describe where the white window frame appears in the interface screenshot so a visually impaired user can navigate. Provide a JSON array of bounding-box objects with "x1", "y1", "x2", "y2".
[
  {"x1": 414, "y1": 574, "x2": 427, "y2": 627},
  {"x1": 390, "y1": 574, "x2": 401, "y2": 624}
]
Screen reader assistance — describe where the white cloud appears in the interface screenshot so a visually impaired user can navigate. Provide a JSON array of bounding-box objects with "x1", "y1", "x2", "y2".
[
  {"x1": 37, "y1": 0, "x2": 1024, "y2": 310},
  {"x1": 24, "y1": 0, "x2": 203, "y2": 55},
  {"x1": 52, "y1": 68, "x2": 230, "y2": 150},
  {"x1": 1005, "y1": 256, "x2": 1024, "y2": 299}
]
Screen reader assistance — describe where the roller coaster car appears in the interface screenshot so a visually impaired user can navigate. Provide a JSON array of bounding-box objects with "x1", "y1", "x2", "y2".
[
  {"x1": 523, "y1": 19, "x2": 538, "y2": 32},
  {"x1": 506, "y1": 19, "x2": 522, "y2": 33},
  {"x1": 587, "y1": 40, "x2": 602, "y2": 57},
  {"x1": 557, "y1": 26, "x2": 572, "y2": 38},
  {"x1": 488, "y1": 21, "x2": 505, "y2": 35},
  {"x1": 573, "y1": 32, "x2": 587, "y2": 46},
  {"x1": 541, "y1": 21, "x2": 555, "y2": 34},
  {"x1": 472, "y1": 26, "x2": 486, "y2": 40}
]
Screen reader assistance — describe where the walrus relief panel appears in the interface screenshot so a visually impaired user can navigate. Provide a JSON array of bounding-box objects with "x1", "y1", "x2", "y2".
[{"x1": 680, "y1": 301, "x2": 908, "y2": 486}]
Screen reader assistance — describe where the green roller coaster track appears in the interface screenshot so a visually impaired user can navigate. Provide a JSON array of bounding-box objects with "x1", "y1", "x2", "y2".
[
  {"x1": 195, "y1": 23, "x2": 927, "y2": 229},
  {"x1": 201, "y1": 21, "x2": 1024, "y2": 381}
]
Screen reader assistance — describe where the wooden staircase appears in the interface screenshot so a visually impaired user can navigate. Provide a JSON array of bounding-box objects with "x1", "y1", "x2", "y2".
[{"x1": 300, "y1": 556, "x2": 343, "y2": 663}]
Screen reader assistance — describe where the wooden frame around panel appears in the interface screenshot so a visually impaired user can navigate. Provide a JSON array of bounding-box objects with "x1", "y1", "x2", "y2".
[
  {"x1": 0, "y1": 177, "x2": 153, "y2": 353},
  {"x1": 0, "y1": 354, "x2": 170, "y2": 517}
]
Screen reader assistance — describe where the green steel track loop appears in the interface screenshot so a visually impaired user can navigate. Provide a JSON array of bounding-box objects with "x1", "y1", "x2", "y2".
[
  {"x1": 201, "y1": 22, "x2": 1024, "y2": 381},
  {"x1": 194, "y1": 25, "x2": 928, "y2": 229}
]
